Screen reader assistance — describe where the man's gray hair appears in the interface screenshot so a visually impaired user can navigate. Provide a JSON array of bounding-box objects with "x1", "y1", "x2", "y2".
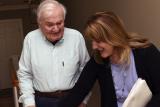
[{"x1": 37, "y1": 0, "x2": 67, "y2": 22}]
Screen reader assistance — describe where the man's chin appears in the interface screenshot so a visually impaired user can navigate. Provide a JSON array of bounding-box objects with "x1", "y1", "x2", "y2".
[{"x1": 50, "y1": 37, "x2": 62, "y2": 42}]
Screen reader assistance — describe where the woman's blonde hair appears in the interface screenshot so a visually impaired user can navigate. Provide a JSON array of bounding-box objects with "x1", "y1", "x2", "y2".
[{"x1": 85, "y1": 11, "x2": 150, "y2": 64}]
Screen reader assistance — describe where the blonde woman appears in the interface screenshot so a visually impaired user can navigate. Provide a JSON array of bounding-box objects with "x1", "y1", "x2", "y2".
[{"x1": 59, "y1": 11, "x2": 160, "y2": 107}]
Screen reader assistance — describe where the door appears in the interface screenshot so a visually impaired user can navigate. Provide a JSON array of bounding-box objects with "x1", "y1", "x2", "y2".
[{"x1": 0, "y1": 19, "x2": 23, "y2": 89}]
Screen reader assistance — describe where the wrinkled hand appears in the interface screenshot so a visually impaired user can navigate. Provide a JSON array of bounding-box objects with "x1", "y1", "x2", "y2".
[
  {"x1": 78, "y1": 103, "x2": 87, "y2": 107},
  {"x1": 27, "y1": 106, "x2": 36, "y2": 107}
]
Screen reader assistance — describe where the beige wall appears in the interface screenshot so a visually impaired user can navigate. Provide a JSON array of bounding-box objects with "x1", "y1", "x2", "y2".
[{"x1": 62, "y1": 0, "x2": 160, "y2": 47}]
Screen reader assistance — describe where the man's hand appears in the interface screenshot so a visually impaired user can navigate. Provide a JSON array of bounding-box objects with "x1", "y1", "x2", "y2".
[
  {"x1": 78, "y1": 103, "x2": 87, "y2": 107},
  {"x1": 27, "y1": 106, "x2": 35, "y2": 107}
]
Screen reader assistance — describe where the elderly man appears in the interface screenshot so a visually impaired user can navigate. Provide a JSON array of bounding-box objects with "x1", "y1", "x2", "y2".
[{"x1": 17, "y1": 0, "x2": 90, "y2": 107}]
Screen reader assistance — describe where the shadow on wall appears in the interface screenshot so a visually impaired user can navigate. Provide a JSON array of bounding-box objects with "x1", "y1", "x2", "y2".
[{"x1": 87, "y1": 81, "x2": 101, "y2": 107}]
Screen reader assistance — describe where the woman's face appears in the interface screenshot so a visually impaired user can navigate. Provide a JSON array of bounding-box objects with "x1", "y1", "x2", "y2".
[{"x1": 92, "y1": 40, "x2": 114, "y2": 58}]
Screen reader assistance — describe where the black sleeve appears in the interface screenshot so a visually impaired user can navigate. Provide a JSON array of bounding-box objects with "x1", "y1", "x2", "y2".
[
  {"x1": 145, "y1": 44, "x2": 160, "y2": 107},
  {"x1": 59, "y1": 58, "x2": 98, "y2": 107}
]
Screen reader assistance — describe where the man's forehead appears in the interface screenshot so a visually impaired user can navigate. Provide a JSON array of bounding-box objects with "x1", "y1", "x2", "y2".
[{"x1": 40, "y1": 8, "x2": 64, "y2": 19}]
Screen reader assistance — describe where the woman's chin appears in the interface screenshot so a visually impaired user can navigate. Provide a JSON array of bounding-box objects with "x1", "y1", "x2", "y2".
[{"x1": 100, "y1": 54, "x2": 108, "y2": 58}]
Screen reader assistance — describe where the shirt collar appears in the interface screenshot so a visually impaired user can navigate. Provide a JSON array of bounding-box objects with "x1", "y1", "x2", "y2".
[{"x1": 40, "y1": 31, "x2": 64, "y2": 45}]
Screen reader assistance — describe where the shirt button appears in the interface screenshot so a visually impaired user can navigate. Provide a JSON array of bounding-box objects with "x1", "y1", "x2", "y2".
[
  {"x1": 124, "y1": 72, "x2": 127, "y2": 77},
  {"x1": 122, "y1": 88, "x2": 124, "y2": 92}
]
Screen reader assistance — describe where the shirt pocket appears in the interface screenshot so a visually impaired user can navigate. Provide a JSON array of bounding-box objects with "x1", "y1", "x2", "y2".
[{"x1": 60, "y1": 57, "x2": 79, "y2": 77}]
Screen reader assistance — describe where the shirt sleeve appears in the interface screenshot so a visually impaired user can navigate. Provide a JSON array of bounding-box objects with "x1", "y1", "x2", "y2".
[
  {"x1": 17, "y1": 35, "x2": 35, "y2": 107},
  {"x1": 59, "y1": 58, "x2": 98, "y2": 107},
  {"x1": 77, "y1": 33, "x2": 92, "y2": 104},
  {"x1": 144, "y1": 44, "x2": 160, "y2": 107},
  {"x1": 78, "y1": 33, "x2": 90, "y2": 72}
]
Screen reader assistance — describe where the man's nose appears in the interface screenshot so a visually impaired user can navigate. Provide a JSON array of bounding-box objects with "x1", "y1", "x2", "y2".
[{"x1": 52, "y1": 25, "x2": 59, "y2": 32}]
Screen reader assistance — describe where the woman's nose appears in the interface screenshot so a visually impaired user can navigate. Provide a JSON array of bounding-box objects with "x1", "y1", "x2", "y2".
[{"x1": 92, "y1": 41, "x2": 98, "y2": 49}]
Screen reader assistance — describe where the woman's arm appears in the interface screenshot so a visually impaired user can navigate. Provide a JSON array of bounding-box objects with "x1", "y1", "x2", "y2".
[
  {"x1": 145, "y1": 44, "x2": 160, "y2": 107},
  {"x1": 59, "y1": 58, "x2": 98, "y2": 107}
]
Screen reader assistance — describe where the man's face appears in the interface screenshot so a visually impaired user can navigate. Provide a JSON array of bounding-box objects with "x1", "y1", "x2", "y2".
[{"x1": 39, "y1": 7, "x2": 65, "y2": 42}]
